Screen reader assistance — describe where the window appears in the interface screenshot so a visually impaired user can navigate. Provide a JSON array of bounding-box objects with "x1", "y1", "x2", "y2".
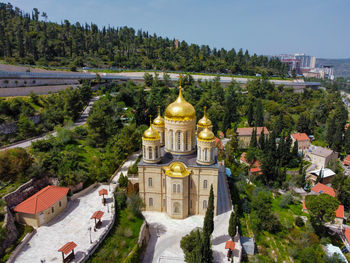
[
  {"x1": 170, "y1": 130, "x2": 174, "y2": 150},
  {"x1": 149, "y1": 147, "x2": 153, "y2": 159},
  {"x1": 204, "y1": 148, "x2": 208, "y2": 161},
  {"x1": 143, "y1": 145, "x2": 146, "y2": 157},
  {"x1": 149, "y1": 198, "x2": 153, "y2": 206},
  {"x1": 148, "y1": 178, "x2": 153, "y2": 187},
  {"x1": 51, "y1": 207, "x2": 54, "y2": 213},
  {"x1": 210, "y1": 149, "x2": 213, "y2": 161},
  {"x1": 203, "y1": 180, "x2": 208, "y2": 189},
  {"x1": 185, "y1": 131, "x2": 188, "y2": 150},
  {"x1": 59, "y1": 201, "x2": 62, "y2": 207},
  {"x1": 174, "y1": 202, "x2": 180, "y2": 213},
  {"x1": 198, "y1": 146, "x2": 201, "y2": 159},
  {"x1": 190, "y1": 200, "x2": 192, "y2": 209},
  {"x1": 177, "y1": 132, "x2": 181, "y2": 150},
  {"x1": 177, "y1": 184, "x2": 181, "y2": 193},
  {"x1": 163, "y1": 178, "x2": 165, "y2": 188},
  {"x1": 203, "y1": 200, "x2": 207, "y2": 209},
  {"x1": 173, "y1": 184, "x2": 176, "y2": 193},
  {"x1": 155, "y1": 146, "x2": 159, "y2": 159}
]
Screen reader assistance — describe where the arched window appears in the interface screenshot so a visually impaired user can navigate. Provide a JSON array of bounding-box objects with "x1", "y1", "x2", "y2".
[
  {"x1": 173, "y1": 184, "x2": 176, "y2": 193},
  {"x1": 170, "y1": 130, "x2": 174, "y2": 150},
  {"x1": 185, "y1": 131, "x2": 188, "y2": 150},
  {"x1": 155, "y1": 146, "x2": 159, "y2": 159},
  {"x1": 177, "y1": 184, "x2": 181, "y2": 193},
  {"x1": 174, "y1": 202, "x2": 180, "y2": 213},
  {"x1": 204, "y1": 148, "x2": 208, "y2": 161},
  {"x1": 177, "y1": 132, "x2": 181, "y2": 150},
  {"x1": 210, "y1": 148, "x2": 213, "y2": 161},
  {"x1": 163, "y1": 178, "x2": 165, "y2": 188},
  {"x1": 190, "y1": 179, "x2": 193, "y2": 189},
  {"x1": 148, "y1": 178, "x2": 153, "y2": 187},
  {"x1": 143, "y1": 145, "x2": 146, "y2": 157},
  {"x1": 149, "y1": 147, "x2": 153, "y2": 159},
  {"x1": 203, "y1": 180, "x2": 208, "y2": 189},
  {"x1": 149, "y1": 198, "x2": 153, "y2": 206},
  {"x1": 198, "y1": 146, "x2": 201, "y2": 159},
  {"x1": 203, "y1": 200, "x2": 207, "y2": 209}
]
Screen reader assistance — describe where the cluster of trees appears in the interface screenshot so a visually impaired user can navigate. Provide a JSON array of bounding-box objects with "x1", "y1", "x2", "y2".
[
  {"x1": 0, "y1": 3, "x2": 287, "y2": 76},
  {"x1": 181, "y1": 186, "x2": 214, "y2": 263},
  {"x1": 0, "y1": 81, "x2": 92, "y2": 145}
]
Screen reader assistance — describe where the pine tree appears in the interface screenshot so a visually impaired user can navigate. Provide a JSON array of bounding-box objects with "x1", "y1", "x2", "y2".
[
  {"x1": 228, "y1": 211, "x2": 236, "y2": 239},
  {"x1": 258, "y1": 128, "x2": 265, "y2": 150},
  {"x1": 255, "y1": 99, "x2": 264, "y2": 126},
  {"x1": 249, "y1": 128, "x2": 257, "y2": 148},
  {"x1": 292, "y1": 140, "x2": 299, "y2": 157},
  {"x1": 204, "y1": 185, "x2": 215, "y2": 235},
  {"x1": 344, "y1": 127, "x2": 350, "y2": 154}
]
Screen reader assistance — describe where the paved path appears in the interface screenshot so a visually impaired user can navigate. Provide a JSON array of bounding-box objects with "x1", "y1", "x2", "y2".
[
  {"x1": 111, "y1": 151, "x2": 141, "y2": 184},
  {"x1": 0, "y1": 96, "x2": 99, "y2": 151},
  {"x1": 14, "y1": 184, "x2": 116, "y2": 263}
]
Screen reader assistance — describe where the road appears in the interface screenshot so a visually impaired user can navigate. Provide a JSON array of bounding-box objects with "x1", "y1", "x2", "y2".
[{"x1": 0, "y1": 96, "x2": 99, "y2": 151}]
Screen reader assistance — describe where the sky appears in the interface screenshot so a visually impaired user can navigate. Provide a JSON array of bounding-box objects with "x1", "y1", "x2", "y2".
[{"x1": 8, "y1": 0, "x2": 350, "y2": 58}]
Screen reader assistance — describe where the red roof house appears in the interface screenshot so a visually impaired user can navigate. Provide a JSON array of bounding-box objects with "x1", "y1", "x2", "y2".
[
  {"x1": 291, "y1": 133, "x2": 310, "y2": 142},
  {"x1": 335, "y1": 205, "x2": 344, "y2": 219},
  {"x1": 240, "y1": 152, "x2": 263, "y2": 175},
  {"x1": 311, "y1": 183, "x2": 336, "y2": 197},
  {"x1": 14, "y1": 185, "x2": 69, "y2": 227},
  {"x1": 344, "y1": 155, "x2": 350, "y2": 166},
  {"x1": 345, "y1": 229, "x2": 350, "y2": 245}
]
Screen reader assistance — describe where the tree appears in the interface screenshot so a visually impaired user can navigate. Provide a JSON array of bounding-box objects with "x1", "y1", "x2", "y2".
[
  {"x1": 0, "y1": 148, "x2": 33, "y2": 182},
  {"x1": 17, "y1": 114, "x2": 37, "y2": 139},
  {"x1": 258, "y1": 128, "x2": 265, "y2": 150},
  {"x1": 292, "y1": 140, "x2": 299, "y2": 157},
  {"x1": 332, "y1": 174, "x2": 350, "y2": 209},
  {"x1": 180, "y1": 229, "x2": 203, "y2": 263},
  {"x1": 118, "y1": 172, "x2": 129, "y2": 188},
  {"x1": 249, "y1": 127, "x2": 257, "y2": 148},
  {"x1": 203, "y1": 185, "x2": 214, "y2": 235},
  {"x1": 223, "y1": 84, "x2": 238, "y2": 132},
  {"x1": 143, "y1": 72, "x2": 153, "y2": 87},
  {"x1": 255, "y1": 99, "x2": 264, "y2": 126},
  {"x1": 247, "y1": 101, "x2": 254, "y2": 126},
  {"x1": 305, "y1": 194, "x2": 339, "y2": 229},
  {"x1": 228, "y1": 205, "x2": 239, "y2": 240},
  {"x1": 297, "y1": 113, "x2": 310, "y2": 134},
  {"x1": 344, "y1": 127, "x2": 350, "y2": 154}
]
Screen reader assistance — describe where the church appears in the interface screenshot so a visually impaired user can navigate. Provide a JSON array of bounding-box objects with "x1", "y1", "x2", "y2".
[{"x1": 138, "y1": 83, "x2": 220, "y2": 219}]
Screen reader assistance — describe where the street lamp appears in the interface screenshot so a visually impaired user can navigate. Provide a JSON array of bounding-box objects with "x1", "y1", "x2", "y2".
[{"x1": 88, "y1": 226, "x2": 92, "y2": 244}]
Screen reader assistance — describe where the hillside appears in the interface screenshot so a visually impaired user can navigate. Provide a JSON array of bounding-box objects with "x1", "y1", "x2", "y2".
[
  {"x1": 316, "y1": 58, "x2": 350, "y2": 78},
  {"x1": 0, "y1": 2, "x2": 287, "y2": 76}
]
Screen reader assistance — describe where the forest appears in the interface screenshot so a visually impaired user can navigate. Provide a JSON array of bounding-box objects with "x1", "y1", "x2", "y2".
[{"x1": 0, "y1": 3, "x2": 288, "y2": 76}]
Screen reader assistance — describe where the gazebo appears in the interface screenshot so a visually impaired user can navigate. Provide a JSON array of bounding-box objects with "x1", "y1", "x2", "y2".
[
  {"x1": 225, "y1": 240, "x2": 235, "y2": 260},
  {"x1": 98, "y1": 189, "x2": 108, "y2": 205},
  {"x1": 91, "y1": 210, "x2": 104, "y2": 230},
  {"x1": 58, "y1": 241, "x2": 77, "y2": 263}
]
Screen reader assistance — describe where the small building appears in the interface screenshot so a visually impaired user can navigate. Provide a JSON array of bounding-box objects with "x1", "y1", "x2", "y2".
[
  {"x1": 240, "y1": 152, "x2": 262, "y2": 176},
  {"x1": 236, "y1": 127, "x2": 269, "y2": 149},
  {"x1": 240, "y1": 236, "x2": 255, "y2": 255},
  {"x1": 306, "y1": 146, "x2": 338, "y2": 169},
  {"x1": 14, "y1": 185, "x2": 69, "y2": 227},
  {"x1": 291, "y1": 133, "x2": 310, "y2": 152},
  {"x1": 307, "y1": 168, "x2": 336, "y2": 185},
  {"x1": 311, "y1": 182, "x2": 336, "y2": 197}
]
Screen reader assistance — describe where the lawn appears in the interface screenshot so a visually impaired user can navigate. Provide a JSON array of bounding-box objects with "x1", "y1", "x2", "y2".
[{"x1": 87, "y1": 208, "x2": 144, "y2": 263}]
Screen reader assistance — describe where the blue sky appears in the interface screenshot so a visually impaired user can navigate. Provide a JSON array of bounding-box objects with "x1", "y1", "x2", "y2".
[{"x1": 8, "y1": 0, "x2": 350, "y2": 58}]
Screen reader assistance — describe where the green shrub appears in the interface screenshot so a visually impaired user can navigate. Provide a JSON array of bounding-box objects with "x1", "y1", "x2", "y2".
[
  {"x1": 122, "y1": 244, "x2": 140, "y2": 263},
  {"x1": 295, "y1": 216, "x2": 305, "y2": 227},
  {"x1": 118, "y1": 173, "x2": 129, "y2": 188},
  {"x1": 279, "y1": 193, "x2": 294, "y2": 209},
  {"x1": 116, "y1": 191, "x2": 127, "y2": 210}
]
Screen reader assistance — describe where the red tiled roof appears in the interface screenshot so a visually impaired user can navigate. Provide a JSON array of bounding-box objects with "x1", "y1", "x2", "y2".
[
  {"x1": 91, "y1": 210, "x2": 104, "y2": 220},
  {"x1": 58, "y1": 242, "x2": 77, "y2": 255},
  {"x1": 236, "y1": 127, "x2": 269, "y2": 136},
  {"x1": 345, "y1": 229, "x2": 350, "y2": 244},
  {"x1": 336, "y1": 205, "x2": 344, "y2": 218},
  {"x1": 99, "y1": 189, "x2": 108, "y2": 196},
  {"x1": 14, "y1": 186, "x2": 69, "y2": 214},
  {"x1": 291, "y1": 133, "x2": 310, "y2": 141},
  {"x1": 215, "y1": 137, "x2": 223, "y2": 150},
  {"x1": 225, "y1": 240, "x2": 235, "y2": 250},
  {"x1": 302, "y1": 200, "x2": 306, "y2": 210},
  {"x1": 311, "y1": 183, "x2": 336, "y2": 197},
  {"x1": 344, "y1": 155, "x2": 350, "y2": 166},
  {"x1": 241, "y1": 152, "x2": 262, "y2": 175}
]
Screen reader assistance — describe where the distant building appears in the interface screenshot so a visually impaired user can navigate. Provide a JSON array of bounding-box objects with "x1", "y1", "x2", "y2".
[
  {"x1": 14, "y1": 185, "x2": 69, "y2": 227},
  {"x1": 174, "y1": 39, "x2": 179, "y2": 49},
  {"x1": 236, "y1": 127, "x2": 269, "y2": 149},
  {"x1": 291, "y1": 133, "x2": 310, "y2": 152},
  {"x1": 306, "y1": 146, "x2": 338, "y2": 169},
  {"x1": 278, "y1": 53, "x2": 316, "y2": 75},
  {"x1": 240, "y1": 152, "x2": 262, "y2": 176},
  {"x1": 307, "y1": 168, "x2": 336, "y2": 185},
  {"x1": 343, "y1": 155, "x2": 350, "y2": 166}
]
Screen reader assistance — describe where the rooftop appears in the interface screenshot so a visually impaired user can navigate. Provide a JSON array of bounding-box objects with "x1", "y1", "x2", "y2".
[
  {"x1": 344, "y1": 155, "x2": 350, "y2": 166},
  {"x1": 311, "y1": 183, "x2": 336, "y2": 197},
  {"x1": 309, "y1": 168, "x2": 335, "y2": 179},
  {"x1": 236, "y1": 127, "x2": 269, "y2": 136},
  {"x1": 14, "y1": 185, "x2": 69, "y2": 214},
  {"x1": 308, "y1": 146, "x2": 335, "y2": 158},
  {"x1": 58, "y1": 242, "x2": 77, "y2": 255},
  {"x1": 291, "y1": 133, "x2": 310, "y2": 141}
]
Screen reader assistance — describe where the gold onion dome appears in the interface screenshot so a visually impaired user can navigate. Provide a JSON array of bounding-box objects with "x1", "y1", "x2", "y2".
[
  {"x1": 143, "y1": 116, "x2": 160, "y2": 141},
  {"x1": 164, "y1": 162, "x2": 190, "y2": 178},
  {"x1": 153, "y1": 106, "x2": 165, "y2": 127},
  {"x1": 164, "y1": 86, "x2": 196, "y2": 121},
  {"x1": 197, "y1": 106, "x2": 212, "y2": 128},
  {"x1": 198, "y1": 127, "x2": 215, "y2": 142}
]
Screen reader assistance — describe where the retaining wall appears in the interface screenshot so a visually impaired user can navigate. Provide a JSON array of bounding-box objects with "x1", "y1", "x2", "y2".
[
  {"x1": 6, "y1": 230, "x2": 36, "y2": 263},
  {"x1": 0, "y1": 115, "x2": 41, "y2": 135},
  {"x1": 70, "y1": 183, "x2": 100, "y2": 201},
  {"x1": 0, "y1": 79, "x2": 78, "y2": 89},
  {"x1": 0, "y1": 84, "x2": 79, "y2": 97}
]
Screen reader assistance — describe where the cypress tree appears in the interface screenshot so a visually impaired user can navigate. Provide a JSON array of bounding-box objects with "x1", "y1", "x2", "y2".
[
  {"x1": 247, "y1": 101, "x2": 254, "y2": 126},
  {"x1": 344, "y1": 127, "x2": 350, "y2": 154},
  {"x1": 204, "y1": 185, "x2": 215, "y2": 235},
  {"x1": 292, "y1": 140, "x2": 299, "y2": 158},
  {"x1": 259, "y1": 128, "x2": 265, "y2": 150},
  {"x1": 249, "y1": 128, "x2": 257, "y2": 148},
  {"x1": 255, "y1": 99, "x2": 264, "y2": 126},
  {"x1": 228, "y1": 211, "x2": 236, "y2": 240},
  {"x1": 326, "y1": 117, "x2": 336, "y2": 148}
]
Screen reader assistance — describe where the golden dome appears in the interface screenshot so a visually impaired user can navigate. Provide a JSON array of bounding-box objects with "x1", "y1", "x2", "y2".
[
  {"x1": 163, "y1": 162, "x2": 190, "y2": 178},
  {"x1": 197, "y1": 106, "x2": 212, "y2": 128},
  {"x1": 198, "y1": 127, "x2": 215, "y2": 142},
  {"x1": 164, "y1": 86, "x2": 196, "y2": 121},
  {"x1": 153, "y1": 106, "x2": 165, "y2": 127},
  {"x1": 143, "y1": 116, "x2": 160, "y2": 141}
]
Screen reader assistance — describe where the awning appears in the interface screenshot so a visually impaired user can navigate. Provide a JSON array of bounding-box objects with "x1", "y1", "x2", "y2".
[
  {"x1": 58, "y1": 242, "x2": 77, "y2": 255},
  {"x1": 91, "y1": 210, "x2": 104, "y2": 220}
]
